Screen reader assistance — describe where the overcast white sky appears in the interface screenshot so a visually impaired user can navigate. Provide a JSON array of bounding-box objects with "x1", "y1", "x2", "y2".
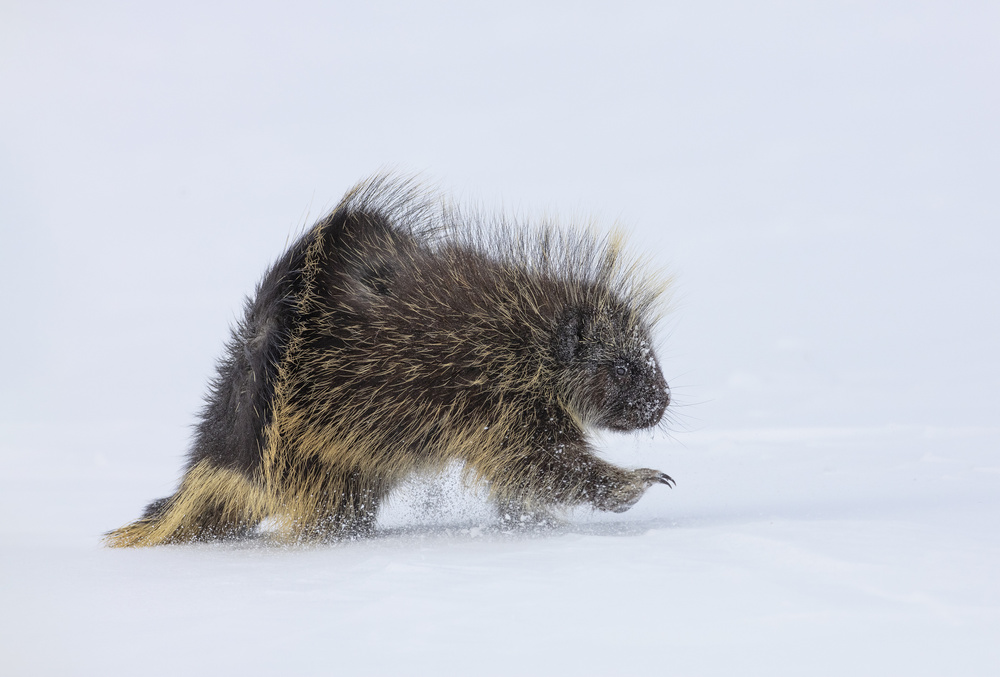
[{"x1": 3, "y1": 1, "x2": 997, "y2": 455}]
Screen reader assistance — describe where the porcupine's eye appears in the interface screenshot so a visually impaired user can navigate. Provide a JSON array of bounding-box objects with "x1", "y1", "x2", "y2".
[{"x1": 614, "y1": 364, "x2": 628, "y2": 378}]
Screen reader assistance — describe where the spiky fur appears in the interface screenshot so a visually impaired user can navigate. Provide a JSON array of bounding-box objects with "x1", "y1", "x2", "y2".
[{"x1": 106, "y1": 176, "x2": 673, "y2": 547}]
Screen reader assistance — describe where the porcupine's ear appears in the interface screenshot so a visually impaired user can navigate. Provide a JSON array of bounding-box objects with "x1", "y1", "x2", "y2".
[
  {"x1": 324, "y1": 208, "x2": 413, "y2": 297},
  {"x1": 554, "y1": 308, "x2": 584, "y2": 365}
]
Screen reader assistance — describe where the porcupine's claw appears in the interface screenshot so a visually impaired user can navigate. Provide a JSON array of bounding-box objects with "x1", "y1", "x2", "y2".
[{"x1": 657, "y1": 472, "x2": 675, "y2": 488}]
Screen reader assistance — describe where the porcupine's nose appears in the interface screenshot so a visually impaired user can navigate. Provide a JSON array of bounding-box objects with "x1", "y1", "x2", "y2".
[
  {"x1": 658, "y1": 382, "x2": 670, "y2": 418},
  {"x1": 646, "y1": 379, "x2": 669, "y2": 427}
]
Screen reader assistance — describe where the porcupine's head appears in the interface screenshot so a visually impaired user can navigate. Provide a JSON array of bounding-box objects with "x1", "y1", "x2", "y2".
[
  {"x1": 539, "y1": 225, "x2": 671, "y2": 432},
  {"x1": 553, "y1": 297, "x2": 669, "y2": 431}
]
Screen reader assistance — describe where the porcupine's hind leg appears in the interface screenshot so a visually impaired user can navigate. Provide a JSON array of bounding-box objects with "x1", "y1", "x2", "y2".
[
  {"x1": 276, "y1": 464, "x2": 393, "y2": 542},
  {"x1": 104, "y1": 460, "x2": 270, "y2": 547}
]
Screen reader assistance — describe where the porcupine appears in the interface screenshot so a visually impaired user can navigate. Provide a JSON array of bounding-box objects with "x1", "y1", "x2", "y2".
[{"x1": 106, "y1": 175, "x2": 674, "y2": 547}]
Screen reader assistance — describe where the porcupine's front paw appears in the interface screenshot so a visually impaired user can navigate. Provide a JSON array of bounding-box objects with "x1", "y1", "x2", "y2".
[{"x1": 592, "y1": 468, "x2": 674, "y2": 513}]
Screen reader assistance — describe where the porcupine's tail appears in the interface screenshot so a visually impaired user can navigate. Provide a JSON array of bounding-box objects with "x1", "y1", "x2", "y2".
[{"x1": 104, "y1": 460, "x2": 269, "y2": 547}]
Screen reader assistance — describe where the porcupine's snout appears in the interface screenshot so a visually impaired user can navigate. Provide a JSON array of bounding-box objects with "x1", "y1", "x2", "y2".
[{"x1": 601, "y1": 360, "x2": 669, "y2": 431}]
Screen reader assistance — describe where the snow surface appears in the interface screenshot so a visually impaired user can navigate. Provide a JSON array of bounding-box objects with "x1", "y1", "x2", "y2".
[{"x1": 2, "y1": 2, "x2": 999, "y2": 675}]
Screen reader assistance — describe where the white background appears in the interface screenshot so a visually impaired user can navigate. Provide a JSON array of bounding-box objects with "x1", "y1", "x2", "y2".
[{"x1": 2, "y1": 2, "x2": 998, "y2": 675}]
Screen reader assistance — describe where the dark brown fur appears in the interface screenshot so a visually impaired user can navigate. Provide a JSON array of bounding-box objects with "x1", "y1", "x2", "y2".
[{"x1": 106, "y1": 176, "x2": 673, "y2": 547}]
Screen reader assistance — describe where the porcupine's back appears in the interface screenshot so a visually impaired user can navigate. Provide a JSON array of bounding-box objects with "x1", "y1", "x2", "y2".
[{"x1": 271, "y1": 216, "x2": 562, "y2": 481}]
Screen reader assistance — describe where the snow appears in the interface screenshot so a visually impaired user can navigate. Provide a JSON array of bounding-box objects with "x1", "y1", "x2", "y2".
[
  {"x1": 4, "y1": 426, "x2": 998, "y2": 675},
  {"x1": 2, "y1": 2, "x2": 998, "y2": 675}
]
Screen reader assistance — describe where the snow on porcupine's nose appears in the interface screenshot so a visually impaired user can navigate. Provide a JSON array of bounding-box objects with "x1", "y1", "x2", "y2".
[{"x1": 640, "y1": 380, "x2": 669, "y2": 428}]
